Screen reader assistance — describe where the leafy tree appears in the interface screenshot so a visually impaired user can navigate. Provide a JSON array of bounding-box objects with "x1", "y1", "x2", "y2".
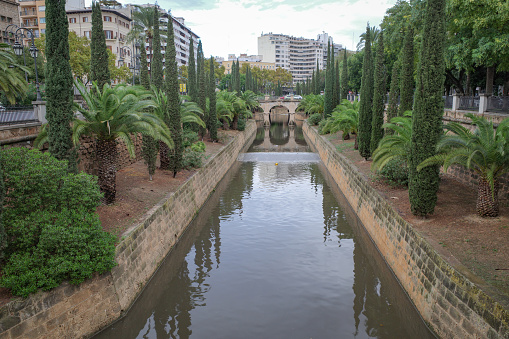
[
  {"x1": 347, "y1": 50, "x2": 364, "y2": 93},
  {"x1": 408, "y1": 0, "x2": 446, "y2": 217},
  {"x1": 0, "y1": 43, "x2": 29, "y2": 104},
  {"x1": 371, "y1": 32, "x2": 386, "y2": 154},
  {"x1": 334, "y1": 59, "x2": 340, "y2": 107},
  {"x1": 297, "y1": 94, "x2": 324, "y2": 115},
  {"x1": 90, "y1": 1, "x2": 110, "y2": 89},
  {"x1": 71, "y1": 80, "x2": 173, "y2": 203},
  {"x1": 399, "y1": 26, "x2": 414, "y2": 115},
  {"x1": 151, "y1": 6, "x2": 163, "y2": 90},
  {"x1": 357, "y1": 26, "x2": 380, "y2": 51},
  {"x1": 386, "y1": 60, "x2": 400, "y2": 126},
  {"x1": 358, "y1": 24, "x2": 374, "y2": 160},
  {"x1": 340, "y1": 49, "x2": 349, "y2": 101},
  {"x1": 418, "y1": 115, "x2": 509, "y2": 217},
  {"x1": 126, "y1": 5, "x2": 157, "y2": 62},
  {"x1": 321, "y1": 99, "x2": 360, "y2": 148},
  {"x1": 165, "y1": 15, "x2": 183, "y2": 177},
  {"x1": 314, "y1": 60, "x2": 320, "y2": 95},
  {"x1": 45, "y1": 0, "x2": 77, "y2": 172},
  {"x1": 139, "y1": 41, "x2": 156, "y2": 179}
]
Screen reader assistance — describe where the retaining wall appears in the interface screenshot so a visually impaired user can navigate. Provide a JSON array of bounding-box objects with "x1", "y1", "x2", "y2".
[
  {"x1": 0, "y1": 121, "x2": 256, "y2": 339},
  {"x1": 303, "y1": 122, "x2": 509, "y2": 339}
]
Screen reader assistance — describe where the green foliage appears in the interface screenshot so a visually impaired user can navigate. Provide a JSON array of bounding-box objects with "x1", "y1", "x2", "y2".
[
  {"x1": 151, "y1": 7, "x2": 163, "y2": 90},
  {"x1": 182, "y1": 148, "x2": 203, "y2": 169},
  {"x1": 190, "y1": 141, "x2": 206, "y2": 152},
  {"x1": 208, "y1": 57, "x2": 218, "y2": 141},
  {"x1": 358, "y1": 24, "x2": 374, "y2": 160},
  {"x1": 320, "y1": 100, "x2": 359, "y2": 142},
  {"x1": 187, "y1": 39, "x2": 195, "y2": 100},
  {"x1": 324, "y1": 41, "x2": 334, "y2": 119},
  {"x1": 409, "y1": 0, "x2": 446, "y2": 217},
  {"x1": 399, "y1": 26, "x2": 414, "y2": 115},
  {"x1": 182, "y1": 129, "x2": 199, "y2": 148},
  {"x1": 418, "y1": 115, "x2": 509, "y2": 217},
  {"x1": 90, "y1": 1, "x2": 111, "y2": 89},
  {"x1": 139, "y1": 42, "x2": 150, "y2": 90},
  {"x1": 386, "y1": 61, "x2": 400, "y2": 125},
  {"x1": 308, "y1": 113, "x2": 323, "y2": 126},
  {"x1": 142, "y1": 135, "x2": 158, "y2": 180},
  {"x1": 0, "y1": 148, "x2": 116, "y2": 297},
  {"x1": 0, "y1": 43, "x2": 29, "y2": 105},
  {"x1": 297, "y1": 94, "x2": 324, "y2": 115},
  {"x1": 0, "y1": 161, "x2": 5, "y2": 260},
  {"x1": 370, "y1": 32, "x2": 386, "y2": 154},
  {"x1": 237, "y1": 117, "x2": 247, "y2": 131},
  {"x1": 376, "y1": 158, "x2": 409, "y2": 187}
]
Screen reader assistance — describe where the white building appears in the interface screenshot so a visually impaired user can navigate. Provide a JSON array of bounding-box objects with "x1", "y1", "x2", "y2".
[{"x1": 258, "y1": 32, "x2": 343, "y2": 83}]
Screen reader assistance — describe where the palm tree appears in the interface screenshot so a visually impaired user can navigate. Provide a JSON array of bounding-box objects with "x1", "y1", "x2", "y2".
[
  {"x1": 321, "y1": 99, "x2": 360, "y2": 148},
  {"x1": 296, "y1": 94, "x2": 324, "y2": 115},
  {"x1": 418, "y1": 114, "x2": 509, "y2": 217},
  {"x1": 371, "y1": 112, "x2": 413, "y2": 173},
  {"x1": 179, "y1": 95, "x2": 206, "y2": 127},
  {"x1": 217, "y1": 91, "x2": 250, "y2": 130},
  {"x1": 0, "y1": 43, "x2": 29, "y2": 104},
  {"x1": 72, "y1": 80, "x2": 173, "y2": 204},
  {"x1": 215, "y1": 94, "x2": 234, "y2": 129},
  {"x1": 240, "y1": 90, "x2": 261, "y2": 114},
  {"x1": 356, "y1": 26, "x2": 380, "y2": 51}
]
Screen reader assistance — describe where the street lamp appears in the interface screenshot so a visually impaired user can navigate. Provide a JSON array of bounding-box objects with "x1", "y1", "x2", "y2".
[{"x1": 6, "y1": 24, "x2": 42, "y2": 101}]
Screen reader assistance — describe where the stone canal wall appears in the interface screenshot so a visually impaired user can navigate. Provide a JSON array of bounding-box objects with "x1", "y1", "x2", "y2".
[
  {"x1": 303, "y1": 122, "x2": 508, "y2": 339},
  {"x1": 0, "y1": 121, "x2": 257, "y2": 339}
]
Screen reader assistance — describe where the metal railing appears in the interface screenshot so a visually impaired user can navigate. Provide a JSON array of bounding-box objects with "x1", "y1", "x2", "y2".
[
  {"x1": 458, "y1": 96, "x2": 479, "y2": 111},
  {"x1": 444, "y1": 95, "x2": 453, "y2": 109},
  {"x1": 0, "y1": 107, "x2": 37, "y2": 125},
  {"x1": 487, "y1": 96, "x2": 509, "y2": 113}
]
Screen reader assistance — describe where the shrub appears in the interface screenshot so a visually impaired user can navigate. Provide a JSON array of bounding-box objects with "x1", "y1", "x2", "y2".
[
  {"x1": 182, "y1": 149, "x2": 203, "y2": 169},
  {"x1": 182, "y1": 129, "x2": 199, "y2": 148},
  {"x1": 191, "y1": 141, "x2": 206, "y2": 153},
  {"x1": 376, "y1": 158, "x2": 409, "y2": 187},
  {"x1": 308, "y1": 113, "x2": 322, "y2": 126},
  {"x1": 237, "y1": 117, "x2": 247, "y2": 131},
  {"x1": 0, "y1": 148, "x2": 116, "y2": 297},
  {"x1": 318, "y1": 119, "x2": 328, "y2": 134}
]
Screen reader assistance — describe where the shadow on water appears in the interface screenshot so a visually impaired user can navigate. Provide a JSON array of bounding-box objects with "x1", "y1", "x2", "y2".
[{"x1": 94, "y1": 117, "x2": 435, "y2": 339}]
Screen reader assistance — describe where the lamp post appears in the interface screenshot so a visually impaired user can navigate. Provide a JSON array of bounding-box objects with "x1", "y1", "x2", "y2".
[
  {"x1": 118, "y1": 46, "x2": 138, "y2": 86},
  {"x1": 6, "y1": 24, "x2": 42, "y2": 101}
]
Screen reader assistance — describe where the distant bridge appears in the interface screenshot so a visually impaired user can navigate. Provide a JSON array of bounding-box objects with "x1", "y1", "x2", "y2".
[{"x1": 258, "y1": 98, "x2": 300, "y2": 125}]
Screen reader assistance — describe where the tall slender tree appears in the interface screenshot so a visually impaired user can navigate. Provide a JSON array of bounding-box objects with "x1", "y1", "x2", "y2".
[
  {"x1": 234, "y1": 59, "x2": 241, "y2": 94},
  {"x1": 334, "y1": 59, "x2": 340, "y2": 106},
  {"x1": 197, "y1": 40, "x2": 207, "y2": 137},
  {"x1": 324, "y1": 41, "x2": 334, "y2": 118},
  {"x1": 340, "y1": 49, "x2": 348, "y2": 101},
  {"x1": 314, "y1": 60, "x2": 320, "y2": 94},
  {"x1": 0, "y1": 161, "x2": 5, "y2": 260},
  {"x1": 386, "y1": 60, "x2": 400, "y2": 127},
  {"x1": 399, "y1": 26, "x2": 414, "y2": 115},
  {"x1": 165, "y1": 15, "x2": 182, "y2": 177},
  {"x1": 370, "y1": 32, "x2": 386, "y2": 153},
  {"x1": 408, "y1": 0, "x2": 446, "y2": 216},
  {"x1": 208, "y1": 56, "x2": 218, "y2": 141},
  {"x1": 358, "y1": 24, "x2": 374, "y2": 160},
  {"x1": 90, "y1": 1, "x2": 110, "y2": 89},
  {"x1": 151, "y1": 6, "x2": 163, "y2": 90},
  {"x1": 139, "y1": 41, "x2": 150, "y2": 89},
  {"x1": 188, "y1": 38, "x2": 197, "y2": 101},
  {"x1": 45, "y1": 0, "x2": 77, "y2": 172}
]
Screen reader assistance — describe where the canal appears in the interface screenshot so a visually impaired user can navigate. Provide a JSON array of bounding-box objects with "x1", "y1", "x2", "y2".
[{"x1": 94, "y1": 116, "x2": 435, "y2": 338}]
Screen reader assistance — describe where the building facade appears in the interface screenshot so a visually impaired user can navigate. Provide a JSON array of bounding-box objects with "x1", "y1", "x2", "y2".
[
  {"x1": 0, "y1": 0, "x2": 20, "y2": 44},
  {"x1": 221, "y1": 59, "x2": 276, "y2": 75},
  {"x1": 258, "y1": 32, "x2": 343, "y2": 83}
]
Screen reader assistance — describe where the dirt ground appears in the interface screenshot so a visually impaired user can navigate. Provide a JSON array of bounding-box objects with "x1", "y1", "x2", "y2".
[
  {"x1": 1, "y1": 127, "x2": 507, "y2": 310},
  {"x1": 324, "y1": 131, "x2": 509, "y2": 302}
]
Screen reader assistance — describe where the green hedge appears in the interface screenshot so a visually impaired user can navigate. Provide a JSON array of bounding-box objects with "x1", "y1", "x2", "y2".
[{"x1": 0, "y1": 148, "x2": 116, "y2": 297}]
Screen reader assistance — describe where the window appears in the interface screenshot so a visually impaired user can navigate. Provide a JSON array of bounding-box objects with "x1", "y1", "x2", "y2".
[
  {"x1": 104, "y1": 16, "x2": 111, "y2": 22},
  {"x1": 84, "y1": 31, "x2": 91, "y2": 39},
  {"x1": 83, "y1": 17, "x2": 88, "y2": 22},
  {"x1": 39, "y1": 6, "x2": 45, "y2": 11},
  {"x1": 40, "y1": 29, "x2": 45, "y2": 34},
  {"x1": 0, "y1": 16, "x2": 5, "y2": 22},
  {"x1": 69, "y1": 18, "x2": 76, "y2": 23},
  {"x1": 104, "y1": 30, "x2": 113, "y2": 39},
  {"x1": 7, "y1": 17, "x2": 12, "y2": 23},
  {"x1": 40, "y1": 18, "x2": 45, "y2": 23}
]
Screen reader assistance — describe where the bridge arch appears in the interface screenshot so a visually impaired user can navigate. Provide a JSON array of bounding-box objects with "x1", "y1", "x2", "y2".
[{"x1": 259, "y1": 99, "x2": 300, "y2": 125}]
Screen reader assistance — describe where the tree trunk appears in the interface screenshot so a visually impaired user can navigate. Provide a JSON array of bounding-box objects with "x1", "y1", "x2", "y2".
[
  {"x1": 465, "y1": 72, "x2": 471, "y2": 96},
  {"x1": 354, "y1": 135, "x2": 358, "y2": 150},
  {"x1": 232, "y1": 114, "x2": 239, "y2": 130},
  {"x1": 476, "y1": 177, "x2": 499, "y2": 217},
  {"x1": 486, "y1": 66, "x2": 495, "y2": 95},
  {"x1": 159, "y1": 141, "x2": 170, "y2": 170},
  {"x1": 97, "y1": 139, "x2": 117, "y2": 205}
]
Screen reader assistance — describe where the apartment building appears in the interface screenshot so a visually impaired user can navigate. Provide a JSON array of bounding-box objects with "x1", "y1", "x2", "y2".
[
  {"x1": 258, "y1": 32, "x2": 343, "y2": 83},
  {"x1": 222, "y1": 54, "x2": 275, "y2": 74},
  {"x1": 67, "y1": 6, "x2": 133, "y2": 68},
  {"x1": 0, "y1": 0, "x2": 19, "y2": 44}
]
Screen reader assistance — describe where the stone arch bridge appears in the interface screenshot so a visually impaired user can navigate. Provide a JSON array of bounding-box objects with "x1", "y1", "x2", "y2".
[{"x1": 258, "y1": 98, "x2": 300, "y2": 125}]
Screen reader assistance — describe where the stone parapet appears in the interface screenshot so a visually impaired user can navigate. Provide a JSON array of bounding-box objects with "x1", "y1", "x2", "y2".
[
  {"x1": 0, "y1": 121, "x2": 257, "y2": 339},
  {"x1": 303, "y1": 122, "x2": 508, "y2": 339}
]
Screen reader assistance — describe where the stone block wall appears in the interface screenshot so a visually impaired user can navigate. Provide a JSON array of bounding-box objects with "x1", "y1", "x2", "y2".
[
  {"x1": 0, "y1": 121, "x2": 257, "y2": 339},
  {"x1": 303, "y1": 122, "x2": 508, "y2": 339}
]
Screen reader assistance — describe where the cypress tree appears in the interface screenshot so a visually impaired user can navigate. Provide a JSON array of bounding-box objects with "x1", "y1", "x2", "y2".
[
  {"x1": 151, "y1": 6, "x2": 163, "y2": 90},
  {"x1": 197, "y1": 40, "x2": 207, "y2": 137},
  {"x1": 399, "y1": 26, "x2": 414, "y2": 115},
  {"x1": 234, "y1": 59, "x2": 241, "y2": 94},
  {"x1": 314, "y1": 60, "x2": 320, "y2": 94},
  {"x1": 296, "y1": 82, "x2": 301, "y2": 96},
  {"x1": 358, "y1": 24, "x2": 374, "y2": 160},
  {"x1": 370, "y1": 32, "x2": 386, "y2": 153},
  {"x1": 340, "y1": 49, "x2": 348, "y2": 101},
  {"x1": 334, "y1": 59, "x2": 340, "y2": 106},
  {"x1": 0, "y1": 161, "x2": 5, "y2": 259},
  {"x1": 208, "y1": 56, "x2": 218, "y2": 141},
  {"x1": 165, "y1": 14, "x2": 183, "y2": 178},
  {"x1": 386, "y1": 60, "x2": 400, "y2": 128},
  {"x1": 90, "y1": 1, "x2": 110, "y2": 89},
  {"x1": 46, "y1": 0, "x2": 77, "y2": 172},
  {"x1": 311, "y1": 70, "x2": 315, "y2": 95},
  {"x1": 324, "y1": 41, "x2": 333, "y2": 118},
  {"x1": 140, "y1": 38, "x2": 158, "y2": 180},
  {"x1": 188, "y1": 38, "x2": 196, "y2": 101},
  {"x1": 408, "y1": 0, "x2": 446, "y2": 216}
]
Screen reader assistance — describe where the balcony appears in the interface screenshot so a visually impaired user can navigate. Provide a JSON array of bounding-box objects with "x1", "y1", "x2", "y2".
[{"x1": 20, "y1": 8, "x2": 37, "y2": 17}]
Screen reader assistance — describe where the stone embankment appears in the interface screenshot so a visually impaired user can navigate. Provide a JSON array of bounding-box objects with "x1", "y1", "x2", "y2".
[
  {"x1": 0, "y1": 121, "x2": 256, "y2": 339},
  {"x1": 303, "y1": 121, "x2": 508, "y2": 339}
]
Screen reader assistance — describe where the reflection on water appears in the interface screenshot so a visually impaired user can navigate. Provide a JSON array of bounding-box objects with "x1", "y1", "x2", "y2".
[
  {"x1": 94, "y1": 120, "x2": 434, "y2": 339},
  {"x1": 249, "y1": 120, "x2": 310, "y2": 152}
]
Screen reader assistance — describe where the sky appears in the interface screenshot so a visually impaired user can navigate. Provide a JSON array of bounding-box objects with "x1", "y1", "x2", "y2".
[{"x1": 92, "y1": 0, "x2": 398, "y2": 58}]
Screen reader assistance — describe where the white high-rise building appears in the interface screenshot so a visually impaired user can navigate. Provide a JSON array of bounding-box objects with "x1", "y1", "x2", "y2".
[{"x1": 258, "y1": 32, "x2": 343, "y2": 83}]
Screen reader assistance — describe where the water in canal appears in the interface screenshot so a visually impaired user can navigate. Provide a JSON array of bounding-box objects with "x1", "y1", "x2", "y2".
[{"x1": 95, "y1": 116, "x2": 435, "y2": 338}]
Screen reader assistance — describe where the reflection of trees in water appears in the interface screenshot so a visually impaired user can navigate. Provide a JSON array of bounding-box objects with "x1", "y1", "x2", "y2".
[
  {"x1": 321, "y1": 177, "x2": 354, "y2": 245},
  {"x1": 294, "y1": 124, "x2": 307, "y2": 146},
  {"x1": 269, "y1": 122, "x2": 290, "y2": 145},
  {"x1": 252, "y1": 126, "x2": 265, "y2": 146}
]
